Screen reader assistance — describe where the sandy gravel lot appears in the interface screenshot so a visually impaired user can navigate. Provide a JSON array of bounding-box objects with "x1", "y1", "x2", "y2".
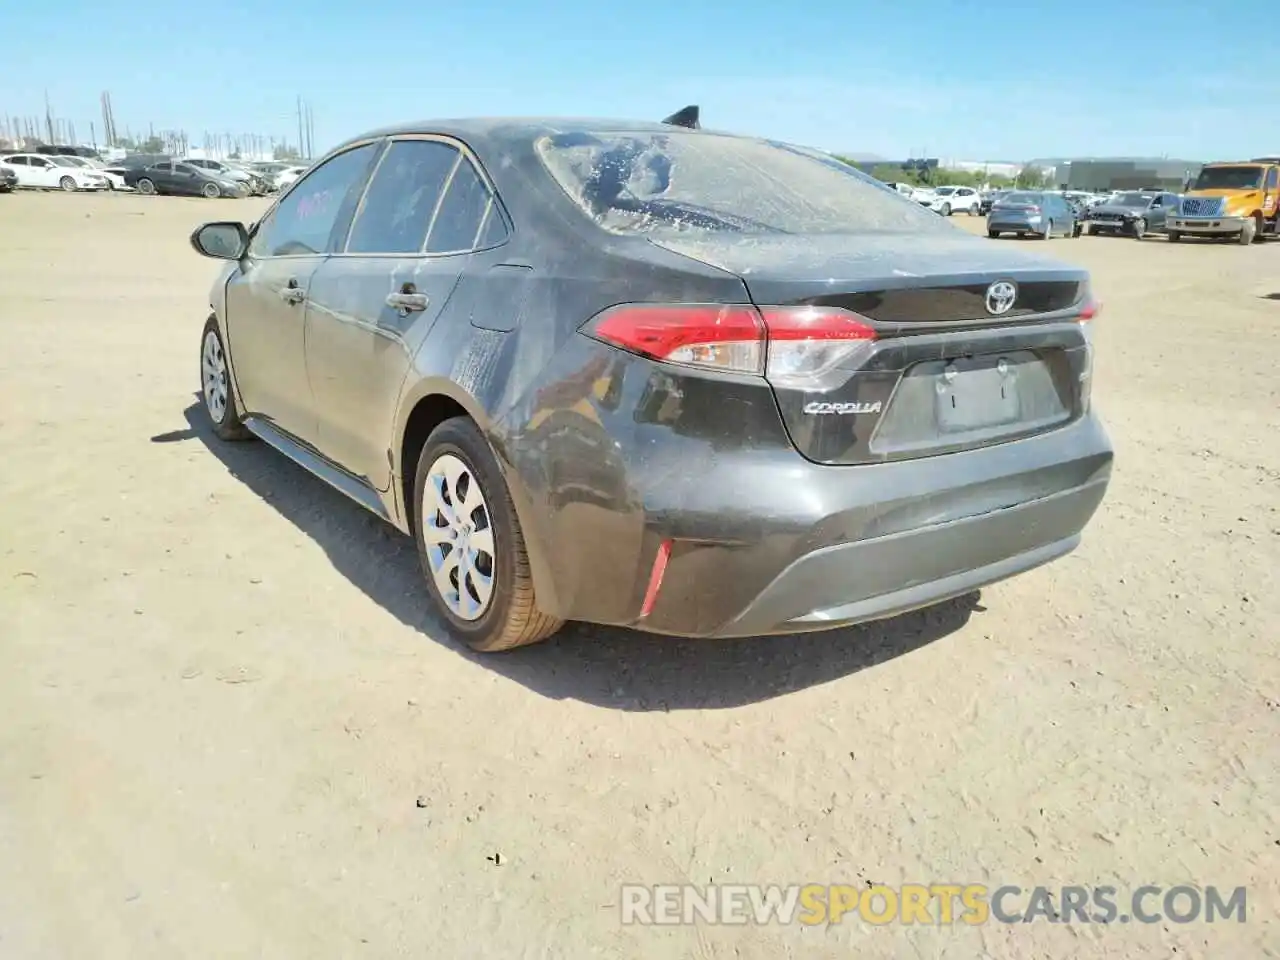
[{"x1": 1, "y1": 191, "x2": 1277, "y2": 959}]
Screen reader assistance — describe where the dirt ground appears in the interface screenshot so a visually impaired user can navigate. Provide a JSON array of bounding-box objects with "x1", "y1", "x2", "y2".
[{"x1": 0, "y1": 191, "x2": 1276, "y2": 959}]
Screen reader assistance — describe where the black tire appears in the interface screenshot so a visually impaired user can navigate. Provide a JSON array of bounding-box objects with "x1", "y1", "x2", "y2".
[
  {"x1": 413, "y1": 417, "x2": 563, "y2": 652},
  {"x1": 1086, "y1": 224, "x2": 1097, "y2": 236},
  {"x1": 1168, "y1": 230, "x2": 1182, "y2": 243},
  {"x1": 987, "y1": 230, "x2": 1000, "y2": 239},
  {"x1": 136, "y1": 178, "x2": 156, "y2": 196},
  {"x1": 969, "y1": 203, "x2": 980, "y2": 216},
  {"x1": 59, "y1": 175, "x2": 77, "y2": 192},
  {"x1": 940, "y1": 202, "x2": 952, "y2": 216},
  {"x1": 1041, "y1": 219, "x2": 1053, "y2": 240},
  {"x1": 1071, "y1": 222, "x2": 1083, "y2": 238},
  {"x1": 200, "y1": 315, "x2": 252, "y2": 441},
  {"x1": 1132, "y1": 218, "x2": 1146, "y2": 240},
  {"x1": 202, "y1": 182, "x2": 220, "y2": 199},
  {"x1": 1241, "y1": 216, "x2": 1259, "y2": 245}
]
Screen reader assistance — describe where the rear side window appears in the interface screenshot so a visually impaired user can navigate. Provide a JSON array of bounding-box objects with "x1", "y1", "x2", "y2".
[
  {"x1": 536, "y1": 130, "x2": 953, "y2": 237},
  {"x1": 346, "y1": 139, "x2": 459, "y2": 254},
  {"x1": 426, "y1": 158, "x2": 491, "y2": 253}
]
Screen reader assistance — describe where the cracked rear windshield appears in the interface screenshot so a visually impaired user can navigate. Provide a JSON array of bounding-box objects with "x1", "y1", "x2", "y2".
[{"x1": 535, "y1": 129, "x2": 954, "y2": 236}]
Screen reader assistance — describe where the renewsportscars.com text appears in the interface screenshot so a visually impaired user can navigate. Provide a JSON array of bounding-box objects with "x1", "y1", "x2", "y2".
[{"x1": 620, "y1": 883, "x2": 1247, "y2": 926}]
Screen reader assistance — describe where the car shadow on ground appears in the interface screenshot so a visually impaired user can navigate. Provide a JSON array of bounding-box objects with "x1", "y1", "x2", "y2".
[{"x1": 158, "y1": 402, "x2": 982, "y2": 710}]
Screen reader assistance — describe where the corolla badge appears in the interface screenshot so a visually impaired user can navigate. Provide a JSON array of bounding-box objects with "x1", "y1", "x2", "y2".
[{"x1": 985, "y1": 280, "x2": 1018, "y2": 316}]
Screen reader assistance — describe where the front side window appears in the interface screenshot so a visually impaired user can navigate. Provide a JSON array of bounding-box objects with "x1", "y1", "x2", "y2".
[
  {"x1": 1266, "y1": 167, "x2": 1278, "y2": 190},
  {"x1": 426, "y1": 158, "x2": 492, "y2": 253},
  {"x1": 250, "y1": 142, "x2": 380, "y2": 258},
  {"x1": 346, "y1": 139, "x2": 459, "y2": 255},
  {"x1": 536, "y1": 129, "x2": 952, "y2": 237}
]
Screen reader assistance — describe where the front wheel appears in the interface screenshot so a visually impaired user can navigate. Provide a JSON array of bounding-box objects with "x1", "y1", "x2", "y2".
[
  {"x1": 1168, "y1": 230, "x2": 1182, "y2": 243},
  {"x1": 413, "y1": 417, "x2": 564, "y2": 652},
  {"x1": 987, "y1": 230, "x2": 1000, "y2": 239},
  {"x1": 200, "y1": 316, "x2": 252, "y2": 441},
  {"x1": 1086, "y1": 224, "x2": 1097, "y2": 236},
  {"x1": 59, "y1": 175, "x2": 77, "y2": 192},
  {"x1": 202, "y1": 182, "x2": 220, "y2": 199},
  {"x1": 940, "y1": 202, "x2": 951, "y2": 216},
  {"x1": 1240, "y1": 216, "x2": 1259, "y2": 245},
  {"x1": 1132, "y1": 218, "x2": 1147, "y2": 240},
  {"x1": 136, "y1": 178, "x2": 156, "y2": 196}
]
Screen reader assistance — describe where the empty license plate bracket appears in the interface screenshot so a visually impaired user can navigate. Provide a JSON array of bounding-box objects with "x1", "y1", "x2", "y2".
[{"x1": 935, "y1": 358, "x2": 1021, "y2": 432}]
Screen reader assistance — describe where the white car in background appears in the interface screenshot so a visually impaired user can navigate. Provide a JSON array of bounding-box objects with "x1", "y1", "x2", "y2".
[
  {"x1": 48, "y1": 155, "x2": 131, "y2": 190},
  {"x1": 273, "y1": 165, "x2": 308, "y2": 190},
  {"x1": 925, "y1": 185, "x2": 982, "y2": 216},
  {"x1": 0, "y1": 153, "x2": 110, "y2": 191}
]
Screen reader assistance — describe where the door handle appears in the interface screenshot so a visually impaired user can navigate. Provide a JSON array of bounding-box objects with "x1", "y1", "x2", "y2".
[
  {"x1": 385, "y1": 291, "x2": 428, "y2": 313},
  {"x1": 279, "y1": 281, "x2": 305, "y2": 305}
]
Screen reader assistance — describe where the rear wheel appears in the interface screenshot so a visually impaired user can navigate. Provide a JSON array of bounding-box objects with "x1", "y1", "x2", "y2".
[
  {"x1": 968, "y1": 203, "x2": 980, "y2": 216},
  {"x1": 413, "y1": 417, "x2": 563, "y2": 652},
  {"x1": 59, "y1": 175, "x2": 77, "y2": 192},
  {"x1": 1041, "y1": 219, "x2": 1053, "y2": 240},
  {"x1": 136, "y1": 178, "x2": 156, "y2": 196},
  {"x1": 987, "y1": 230, "x2": 1000, "y2": 239}
]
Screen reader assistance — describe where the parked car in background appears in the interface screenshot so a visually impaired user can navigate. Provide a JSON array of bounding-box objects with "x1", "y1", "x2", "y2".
[
  {"x1": 47, "y1": 154, "x2": 130, "y2": 190},
  {"x1": 122, "y1": 160, "x2": 247, "y2": 198},
  {"x1": 979, "y1": 189, "x2": 1011, "y2": 215},
  {"x1": 272, "y1": 164, "x2": 307, "y2": 190},
  {"x1": 0, "y1": 153, "x2": 109, "y2": 191},
  {"x1": 926, "y1": 185, "x2": 982, "y2": 216},
  {"x1": 183, "y1": 158, "x2": 269, "y2": 195},
  {"x1": 32, "y1": 143, "x2": 102, "y2": 160},
  {"x1": 1086, "y1": 191, "x2": 1176, "y2": 238},
  {"x1": 0, "y1": 164, "x2": 17, "y2": 193},
  {"x1": 188, "y1": 113, "x2": 1110, "y2": 652},
  {"x1": 986, "y1": 190, "x2": 1080, "y2": 239}
]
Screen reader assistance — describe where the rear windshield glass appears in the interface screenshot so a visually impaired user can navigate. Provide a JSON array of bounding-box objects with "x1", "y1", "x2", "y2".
[
  {"x1": 1113, "y1": 193, "x2": 1152, "y2": 206},
  {"x1": 535, "y1": 130, "x2": 954, "y2": 237},
  {"x1": 1000, "y1": 192, "x2": 1041, "y2": 204}
]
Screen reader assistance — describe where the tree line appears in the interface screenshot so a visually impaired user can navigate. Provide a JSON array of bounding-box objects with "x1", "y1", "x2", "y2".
[{"x1": 838, "y1": 159, "x2": 1052, "y2": 190}]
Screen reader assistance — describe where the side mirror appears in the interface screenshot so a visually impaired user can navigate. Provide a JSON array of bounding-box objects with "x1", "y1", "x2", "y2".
[{"x1": 190, "y1": 221, "x2": 249, "y2": 260}]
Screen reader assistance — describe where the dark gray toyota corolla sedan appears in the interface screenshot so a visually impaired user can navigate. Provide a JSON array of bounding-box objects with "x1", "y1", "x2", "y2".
[{"x1": 190, "y1": 112, "x2": 1113, "y2": 652}]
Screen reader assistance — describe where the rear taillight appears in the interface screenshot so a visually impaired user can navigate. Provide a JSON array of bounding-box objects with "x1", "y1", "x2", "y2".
[
  {"x1": 1028, "y1": 205, "x2": 1042, "y2": 214},
  {"x1": 1078, "y1": 299, "x2": 1101, "y2": 321},
  {"x1": 586, "y1": 303, "x2": 876, "y2": 380}
]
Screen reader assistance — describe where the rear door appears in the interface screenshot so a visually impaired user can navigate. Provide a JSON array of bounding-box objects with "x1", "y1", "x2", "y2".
[
  {"x1": 223, "y1": 140, "x2": 383, "y2": 443},
  {"x1": 305, "y1": 136, "x2": 501, "y2": 489}
]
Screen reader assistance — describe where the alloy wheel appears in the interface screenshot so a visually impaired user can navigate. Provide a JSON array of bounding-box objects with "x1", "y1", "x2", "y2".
[
  {"x1": 201, "y1": 330, "x2": 228, "y2": 423},
  {"x1": 421, "y1": 453, "x2": 496, "y2": 621}
]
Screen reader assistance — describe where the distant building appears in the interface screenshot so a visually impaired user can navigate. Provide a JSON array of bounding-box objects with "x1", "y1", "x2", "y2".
[{"x1": 1038, "y1": 158, "x2": 1203, "y2": 191}]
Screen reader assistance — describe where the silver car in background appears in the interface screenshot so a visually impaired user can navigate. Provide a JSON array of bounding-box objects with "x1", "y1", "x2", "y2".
[{"x1": 987, "y1": 191, "x2": 1081, "y2": 240}]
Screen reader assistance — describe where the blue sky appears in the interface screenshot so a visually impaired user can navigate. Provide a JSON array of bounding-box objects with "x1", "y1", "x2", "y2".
[{"x1": 5, "y1": 0, "x2": 1274, "y2": 161}]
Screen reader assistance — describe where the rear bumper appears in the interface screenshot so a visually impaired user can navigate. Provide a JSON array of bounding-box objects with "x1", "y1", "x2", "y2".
[
  {"x1": 626, "y1": 414, "x2": 1111, "y2": 638},
  {"x1": 1167, "y1": 216, "x2": 1248, "y2": 234},
  {"x1": 988, "y1": 218, "x2": 1040, "y2": 232},
  {"x1": 718, "y1": 476, "x2": 1103, "y2": 636}
]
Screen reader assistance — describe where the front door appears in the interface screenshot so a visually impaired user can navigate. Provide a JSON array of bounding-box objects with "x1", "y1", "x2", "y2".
[
  {"x1": 25, "y1": 155, "x2": 60, "y2": 187},
  {"x1": 222, "y1": 140, "x2": 384, "y2": 445},
  {"x1": 305, "y1": 137, "x2": 493, "y2": 488}
]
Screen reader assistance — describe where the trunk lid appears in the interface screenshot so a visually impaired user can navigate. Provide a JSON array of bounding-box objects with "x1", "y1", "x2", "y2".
[{"x1": 650, "y1": 232, "x2": 1092, "y2": 465}]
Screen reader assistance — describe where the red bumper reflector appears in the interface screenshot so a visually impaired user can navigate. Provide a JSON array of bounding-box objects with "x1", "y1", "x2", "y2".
[{"x1": 640, "y1": 539, "x2": 673, "y2": 619}]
